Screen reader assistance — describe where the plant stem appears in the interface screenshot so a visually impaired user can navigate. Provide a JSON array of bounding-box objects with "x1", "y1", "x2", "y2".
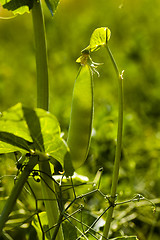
[
  {"x1": 0, "y1": 155, "x2": 38, "y2": 236},
  {"x1": 32, "y1": 0, "x2": 49, "y2": 111},
  {"x1": 32, "y1": 1, "x2": 64, "y2": 239},
  {"x1": 102, "y1": 46, "x2": 123, "y2": 239},
  {"x1": 39, "y1": 158, "x2": 63, "y2": 239}
]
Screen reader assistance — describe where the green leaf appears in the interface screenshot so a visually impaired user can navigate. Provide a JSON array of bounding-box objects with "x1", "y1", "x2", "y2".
[
  {"x1": 90, "y1": 27, "x2": 111, "y2": 52},
  {"x1": 0, "y1": 103, "x2": 34, "y2": 153},
  {"x1": 0, "y1": 103, "x2": 68, "y2": 170},
  {"x1": 32, "y1": 212, "x2": 51, "y2": 240},
  {"x1": 44, "y1": 0, "x2": 60, "y2": 16},
  {"x1": 0, "y1": 103, "x2": 34, "y2": 142},
  {"x1": 62, "y1": 221, "x2": 77, "y2": 240},
  {"x1": 34, "y1": 108, "x2": 68, "y2": 166},
  {"x1": 0, "y1": 131, "x2": 33, "y2": 153},
  {"x1": 110, "y1": 236, "x2": 139, "y2": 240},
  {"x1": 0, "y1": 0, "x2": 33, "y2": 15},
  {"x1": 0, "y1": 139, "x2": 27, "y2": 154},
  {"x1": 22, "y1": 106, "x2": 45, "y2": 152}
]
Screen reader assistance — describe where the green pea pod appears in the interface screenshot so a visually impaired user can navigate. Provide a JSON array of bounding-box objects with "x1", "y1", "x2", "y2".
[{"x1": 67, "y1": 64, "x2": 94, "y2": 170}]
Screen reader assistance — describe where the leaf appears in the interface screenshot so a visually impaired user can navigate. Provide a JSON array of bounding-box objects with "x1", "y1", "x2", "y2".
[
  {"x1": 0, "y1": 140, "x2": 26, "y2": 154},
  {"x1": 0, "y1": 103, "x2": 68, "y2": 170},
  {"x1": 32, "y1": 212, "x2": 51, "y2": 240},
  {"x1": 0, "y1": 103, "x2": 33, "y2": 142},
  {"x1": 22, "y1": 106, "x2": 45, "y2": 152},
  {"x1": 110, "y1": 236, "x2": 139, "y2": 240},
  {"x1": 0, "y1": 131, "x2": 33, "y2": 153},
  {"x1": 62, "y1": 221, "x2": 77, "y2": 240},
  {"x1": 44, "y1": 0, "x2": 60, "y2": 16},
  {"x1": 0, "y1": 103, "x2": 34, "y2": 153},
  {"x1": 0, "y1": 0, "x2": 33, "y2": 15},
  {"x1": 90, "y1": 27, "x2": 111, "y2": 52},
  {"x1": 34, "y1": 108, "x2": 68, "y2": 166}
]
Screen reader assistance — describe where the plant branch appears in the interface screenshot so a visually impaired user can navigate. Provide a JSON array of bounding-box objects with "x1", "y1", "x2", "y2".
[{"x1": 102, "y1": 46, "x2": 124, "y2": 239}]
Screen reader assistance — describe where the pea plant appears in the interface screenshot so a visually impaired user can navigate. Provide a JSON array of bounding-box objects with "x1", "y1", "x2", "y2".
[{"x1": 0, "y1": 0, "x2": 152, "y2": 240}]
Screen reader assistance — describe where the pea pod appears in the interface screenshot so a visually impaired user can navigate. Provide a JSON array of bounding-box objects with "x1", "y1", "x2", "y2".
[{"x1": 67, "y1": 63, "x2": 94, "y2": 170}]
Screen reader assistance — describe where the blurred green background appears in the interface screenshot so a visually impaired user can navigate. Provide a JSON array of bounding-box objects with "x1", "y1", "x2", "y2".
[{"x1": 0, "y1": 0, "x2": 160, "y2": 239}]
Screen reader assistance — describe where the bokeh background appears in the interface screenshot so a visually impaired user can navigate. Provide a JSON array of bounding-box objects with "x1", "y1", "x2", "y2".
[{"x1": 0, "y1": 0, "x2": 160, "y2": 239}]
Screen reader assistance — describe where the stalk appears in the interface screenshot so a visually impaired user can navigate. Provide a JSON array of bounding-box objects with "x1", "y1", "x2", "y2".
[
  {"x1": 0, "y1": 155, "x2": 38, "y2": 235},
  {"x1": 102, "y1": 46, "x2": 123, "y2": 239},
  {"x1": 32, "y1": 0, "x2": 49, "y2": 111},
  {"x1": 32, "y1": 1, "x2": 64, "y2": 239},
  {"x1": 38, "y1": 157, "x2": 63, "y2": 239}
]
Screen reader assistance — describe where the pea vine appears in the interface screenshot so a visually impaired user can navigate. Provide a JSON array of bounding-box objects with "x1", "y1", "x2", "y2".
[{"x1": 0, "y1": 0, "x2": 151, "y2": 239}]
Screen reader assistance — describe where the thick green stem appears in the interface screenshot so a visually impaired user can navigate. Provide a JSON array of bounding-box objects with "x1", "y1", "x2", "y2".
[
  {"x1": 32, "y1": 1, "x2": 64, "y2": 239},
  {"x1": 32, "y1": 0, "x2": 49, "y2": 111},
  {"x1": 102, "y1": 46, "x2": 123, "y2": 239},
  {"x1": 0, "y1": 155, "x2": 38, "y2": 236},
  {"x1": 39, "y1": 159, "x2": 63, "y2": 239}
]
